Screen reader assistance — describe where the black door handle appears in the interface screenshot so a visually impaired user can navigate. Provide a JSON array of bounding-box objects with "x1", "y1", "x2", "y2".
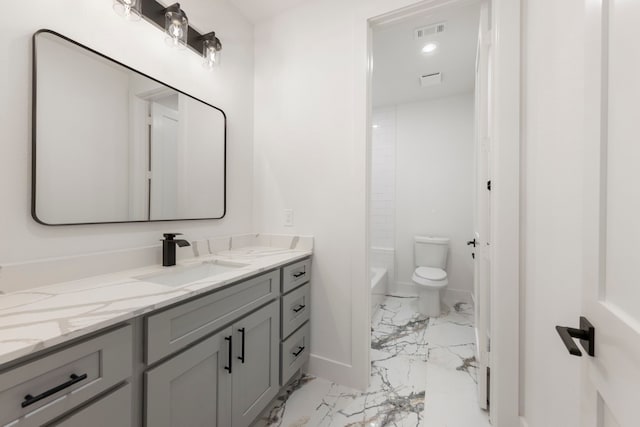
[
  {"x1": 22, "y1": 373, "x2": 88, "y2": 408},
  {"x1": 467, "y1": 239, "x2": 477, "y2": 247},
  {"x1": 556, "y1": 317, "x2": 595, "y2": 357},
  {"x1": 237, "y1": 328, "x2": 245, "y2": 363},
  {"x1": 224, "y1": 335, "x2": 233, "y2": 373}
]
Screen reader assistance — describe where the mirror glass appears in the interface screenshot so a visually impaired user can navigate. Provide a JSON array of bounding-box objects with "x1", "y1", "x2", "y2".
[{"x1": 33, "y1": 30, "x2": 226, "y2": 225}]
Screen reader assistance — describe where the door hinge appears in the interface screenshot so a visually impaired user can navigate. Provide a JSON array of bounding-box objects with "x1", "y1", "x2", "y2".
[
  {"x1": 146, "y1": 116, "x2": 153, "y2": 126},
  {"x1": 487, "y1": 180, "x2": 491, "y2": 191}
]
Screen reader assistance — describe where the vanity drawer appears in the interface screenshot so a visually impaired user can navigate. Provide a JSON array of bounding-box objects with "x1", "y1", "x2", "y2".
[
  {"x1": 0, "y1": 325, "x2": 132, "y2": 427},
  {"x1": 146, "y1": 270, "x2": 280, "y2": 364},
  {"x1": 49, "y1": 383, "x2": 132, "y2": 427},
  {"x1": 281, "y1": 283, "x2": 311, "y2": 339},
  {"x1": 282, "y1": 258, "x2": 311, "y2": 294},
  {"x1": 280, "y1": 322, "x2": 310, "y2": 386}
]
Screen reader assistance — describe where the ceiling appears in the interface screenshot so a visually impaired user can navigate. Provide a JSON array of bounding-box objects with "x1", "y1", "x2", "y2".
[
  {"x1": 227, "y1": 0, "x2": 312, "y2": 23},
  {"x1": 372, "y1": 2, "x2": 480, "y2": 107}
]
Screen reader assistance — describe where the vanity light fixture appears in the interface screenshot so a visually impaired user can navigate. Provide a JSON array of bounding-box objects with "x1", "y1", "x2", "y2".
[
  {"x1": 164, "y1": 3, "x2": 188, "y2": 49},
  {"x1": 113, "y1": 0, "x2": 223, "y2": 65},
  {"x1": 113, "y1": 0, "x2": 141, "y2": 21},
  {"x1": 201, "y1": 32, "x2": 222, "y2": 68}
]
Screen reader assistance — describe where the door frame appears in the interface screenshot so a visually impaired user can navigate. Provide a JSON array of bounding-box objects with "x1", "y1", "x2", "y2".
[{"x1": 362, "y1": 0, "x2": 521, "y2": 425}]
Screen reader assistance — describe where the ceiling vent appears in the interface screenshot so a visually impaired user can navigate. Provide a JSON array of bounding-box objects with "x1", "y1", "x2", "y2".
[
  {"x1": 420, "y1": 72, "x2": 442, "y2": 87},
  {"x1": 414, "y1": 22, "x2": 446, "y2": 40}
]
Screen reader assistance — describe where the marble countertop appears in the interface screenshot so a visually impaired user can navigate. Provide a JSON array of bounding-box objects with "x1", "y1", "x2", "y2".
[{"x1": 0, "y1": 242, "x2": 312, "y2": 367}]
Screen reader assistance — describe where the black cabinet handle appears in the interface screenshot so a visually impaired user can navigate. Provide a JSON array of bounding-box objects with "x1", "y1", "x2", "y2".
[
  {"x1": 556, "y1": 317, "x2": 595, "y2": 357},
  {"x1": 21, "y1": 373, "x2": 87, "y2": 408},
  {"x1": 293, "y1": 304, "x2": 306, "y2": 313},
  {"x1": 467, "y1": 239, "x2": 477, "y2": 247},
  {"x1": 293, "y1": 271, "x2": 306, "y2": 278},
  {"x1": 292, "y1": 346, "x2": 305, "y2": 357},
  {"x1": 237, "y1": 328, "x2": 245, "y2": 363},
  {"x1": 224, "y1": 335, "x2": 233, "y2": 373}
]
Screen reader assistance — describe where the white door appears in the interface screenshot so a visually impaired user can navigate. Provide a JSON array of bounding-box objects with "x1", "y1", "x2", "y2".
[
  {"x1": 473, "y1": 0, "x2": 491, "y2": 412},
  {"x1": 580, "y1": 1, "x2": 640, "y2": 426},
  {"x1": 149, "y1": 102, "x2": 179, "y2": 220}
]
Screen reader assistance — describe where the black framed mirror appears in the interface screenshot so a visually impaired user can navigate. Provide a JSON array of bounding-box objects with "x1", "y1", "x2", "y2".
[{"x1": 32, "y1": 29, "x2": 226, "y2": 225}]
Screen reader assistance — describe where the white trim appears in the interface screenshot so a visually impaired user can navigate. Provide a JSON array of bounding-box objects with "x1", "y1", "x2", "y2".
[
  {"x1": 392, "y1": 280, "x2": 419, "y2": 296},
  {"x1": 362, "y1": 0, "x2": 521, "y2": 425},
  {"x1": 354, "y1": 0, "x2": 522, "y2": 427},
  {"x1": 488, "y1": 0, "x2": 521, "y2": 426},
  {"x1": 443, "y1": 288, "x2": 475, "y2": 306},
  {"x1": 390, "y1": 281, "x2": 475, "y2": 305},
  {"x1": 307, "y1": 354, "x2": 361, "y2": 386}
]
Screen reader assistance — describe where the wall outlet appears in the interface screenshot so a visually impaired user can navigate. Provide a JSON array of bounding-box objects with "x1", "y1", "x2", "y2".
[{"x1": 284, "y1": 209, "x2": 294, "y2": 227}]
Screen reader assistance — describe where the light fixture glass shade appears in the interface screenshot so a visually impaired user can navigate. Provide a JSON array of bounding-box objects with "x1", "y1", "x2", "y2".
[
  {"x1": 165, "y1": 5, "x2": 188, "y2": 49},
  {"x1": 202, "y1": 36, "x2": 222, "y2": 69},
  {"x1": 113, "y1": 0, "x2": 141, "y2": 21}
]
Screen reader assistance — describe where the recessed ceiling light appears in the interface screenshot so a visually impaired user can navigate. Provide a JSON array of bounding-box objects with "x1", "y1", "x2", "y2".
[
  {"x1": 372, "y1": 124, "x2": 380, "y2": 129},
  {"x1": 421, "y1": 42, "x2": 439, "y2": 54}
]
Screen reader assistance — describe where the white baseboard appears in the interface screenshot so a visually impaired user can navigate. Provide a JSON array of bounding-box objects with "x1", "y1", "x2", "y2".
[
  {"x1": 390, "y1": 281, "x2": 418, "y2": 296},
  {"x1": 443, "y1": 288, "x2": 474, "y2": 306},
  {"x1": 306, "y1": 353, "x2": 367, "y2": 390},
  {"x1": 520, "y1": 417, "x2": 529, "y2": 427},
  {"x1": 390, "y1": 281, "x2": 474, "y2": 307}
]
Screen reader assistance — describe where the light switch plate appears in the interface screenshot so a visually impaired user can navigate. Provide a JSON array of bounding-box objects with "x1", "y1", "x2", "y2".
[{"x1": 284, "y1": 209, "x2": 294, "y2": 227}]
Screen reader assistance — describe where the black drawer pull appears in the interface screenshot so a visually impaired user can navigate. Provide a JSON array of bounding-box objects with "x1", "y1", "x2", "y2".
[
  {"x1": 292, "y1": 271, "x2": 306, "y2": 278},
  {"x1": 224, "y1": 335, "x2": 232, "y2": 373},
  {"x1": 237, "y1": 328, "x2": 245, "y2": 363},
  {"x1": 22, "y1": 373, "x2": 87, "y2": 408},
  {"x1": 292, "y1": 346, "x2": 305, "y2": 357},
  {"x1": 293, "y1": 304, "x2": 306, "y2": 313}
]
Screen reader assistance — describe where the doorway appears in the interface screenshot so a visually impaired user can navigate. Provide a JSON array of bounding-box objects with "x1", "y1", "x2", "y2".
[{"x1": 368, "y1": 1, "x2": 491, "y2": 425}]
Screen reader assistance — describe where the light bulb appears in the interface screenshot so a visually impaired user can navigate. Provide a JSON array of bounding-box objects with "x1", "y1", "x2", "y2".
[
  {"x1": 113, "y1": 0, "x2": 141, "y2": 21},
  {"x1": 202, "y1": 34, "x2": 222, "y2": 69},
  {"x1": 164, "y1": 5, "x2": 188, "y2": 49},
  {"x1": 169, "y1": 23, "x2": 183, "y2": 39}
]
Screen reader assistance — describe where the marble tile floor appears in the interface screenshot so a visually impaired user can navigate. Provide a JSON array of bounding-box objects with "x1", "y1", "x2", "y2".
[{"x1": 255, "y1": 296, "x2": 491, "y2": 427}]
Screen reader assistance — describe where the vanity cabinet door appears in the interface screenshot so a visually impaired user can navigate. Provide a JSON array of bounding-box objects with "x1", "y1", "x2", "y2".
[
  {"x1": 231, "y1": 301, "x2": 280, "y2": 427},
  {"x1": 145, "y1": 327, "x2": 232, "y2": 427}
]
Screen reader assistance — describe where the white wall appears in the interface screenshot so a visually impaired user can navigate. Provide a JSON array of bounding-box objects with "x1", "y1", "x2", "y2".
[
  {"x1": 520, "y1": 0, "x2": 585, "y2": 425},
  {"x1": 370, "y1": 108, "x2": 397, "y2": 286},
  {"x1": 370, "y1": 108, "x2": 396, "y2": 250},
  {"x1": 1, "y1": 1, "x2": 254, "y2": 283},
  {"x1": 392, "y1": 93, "x2": 474, "y2": 294},
  {"x1": 252, "y1": 0, "x2": 443, "y2": 389}
]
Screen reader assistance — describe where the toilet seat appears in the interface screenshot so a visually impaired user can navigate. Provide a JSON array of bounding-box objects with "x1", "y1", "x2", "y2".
[
  {"x1": 412, "y1": 267, "x2": 448, "y2": 289},
  {"x1": 414, "y1": 267, "x2": 447, "y2": 281}
]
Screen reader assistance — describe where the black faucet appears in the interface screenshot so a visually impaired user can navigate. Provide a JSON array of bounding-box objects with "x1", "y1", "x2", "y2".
[{"x1": 162, "y1": 233, "x2": 191, "y2": 267}]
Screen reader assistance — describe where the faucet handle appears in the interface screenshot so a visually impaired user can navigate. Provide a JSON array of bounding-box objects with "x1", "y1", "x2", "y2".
[{"x1": 163, "y1": 233, "x2": 183, "y2": 240}]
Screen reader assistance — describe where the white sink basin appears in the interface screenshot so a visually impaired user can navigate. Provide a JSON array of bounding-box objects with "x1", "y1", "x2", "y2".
[{"x1": 136, "y1": 260, "x2": 248, "y2": 287}]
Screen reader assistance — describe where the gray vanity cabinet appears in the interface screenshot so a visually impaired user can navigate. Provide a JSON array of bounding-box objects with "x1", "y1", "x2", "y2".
[
  {"x1": 48, "y1": 384, "x2": 132, "y2": 427},
  {"x1": 231, "y1": 300, "x2": 280, "y2": 427},
  {"x1": 145, "y1": 327, "x2": 233, "y2": 427},
  {"x1": 145, "y1": 300, "x2": 280, "y2": 427},
  {"x1": 279, "y1": 258, "x2": 312, "y2": 386}
]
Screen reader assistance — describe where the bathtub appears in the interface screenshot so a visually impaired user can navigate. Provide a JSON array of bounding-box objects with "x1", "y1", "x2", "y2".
[{"x1": 371, "y1": 267, "x2": 388, "y2": 315}]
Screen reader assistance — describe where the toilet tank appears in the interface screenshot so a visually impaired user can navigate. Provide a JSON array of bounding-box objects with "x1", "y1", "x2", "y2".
[{"x1": 414, "y1": 236, "x2": 449, "y2": 269}]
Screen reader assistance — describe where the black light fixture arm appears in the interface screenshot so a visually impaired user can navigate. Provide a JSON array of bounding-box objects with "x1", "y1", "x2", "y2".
[{"x1": 138, "y1": 0, "x2": 221, "y2": 56}]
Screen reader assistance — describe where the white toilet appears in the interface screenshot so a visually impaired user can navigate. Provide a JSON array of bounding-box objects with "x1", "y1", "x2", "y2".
[{"x1": 411, "y1": 236, "x2": 449, "y2": 317}]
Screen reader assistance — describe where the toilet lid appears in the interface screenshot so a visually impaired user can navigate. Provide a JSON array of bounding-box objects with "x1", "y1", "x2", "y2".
[{"x1": 415, "y1": 267, "x2": 447, "y2": 281}]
